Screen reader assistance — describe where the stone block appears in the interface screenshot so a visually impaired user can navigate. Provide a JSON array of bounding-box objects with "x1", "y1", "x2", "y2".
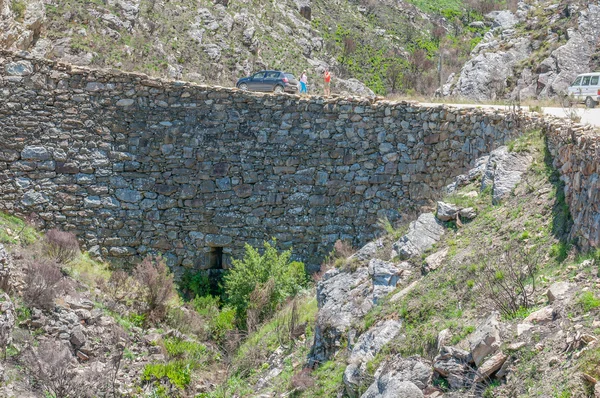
[
  {"x1": 115, "y1": 189, "x2": 142, "y2": 203},
  {"x1": 21, "y1": 146, "x2": 50, "y2": 161}
]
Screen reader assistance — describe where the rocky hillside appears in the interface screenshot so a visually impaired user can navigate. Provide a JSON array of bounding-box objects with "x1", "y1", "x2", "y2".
[
  {"x1": 0, "y1": 0, "x2": 504, "y2": 96},
  {"x1": 0, "y1": 104, "x2": 599, "y2": 397},
  {"x1": 210, "y1": 128, "x2": 600, "y2": 397},
  {"x1": 442, "y1": 0, "x2": 600, "y2": 101}
]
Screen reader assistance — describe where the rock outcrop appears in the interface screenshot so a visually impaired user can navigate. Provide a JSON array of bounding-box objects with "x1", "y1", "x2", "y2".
[
  {"x1": 344, "y1": 320, "x2": 403, "y2": 396},
  {"x1": 481, "y1": 146, "x2": 533, "y2": 204},
  {"x1": 362, "y1": 356, "x2": 432, "y2": 398},
  {"x1": 446, "y1": 2, "x2": 600, "y2": 101},
  {"x1": 391, "y1": 214, "x2": 445, "y2": 259},
  {"x1": 310, "y1": 256, "x2": 412, "y2": 366},
  {"x1": 444, "y1": 145, "x2": 533, "y2": 205}
]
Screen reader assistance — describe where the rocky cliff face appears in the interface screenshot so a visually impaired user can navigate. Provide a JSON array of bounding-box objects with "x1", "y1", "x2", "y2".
[{"x1": 444, "y1": 0, "x2": 600, "y2": 101}]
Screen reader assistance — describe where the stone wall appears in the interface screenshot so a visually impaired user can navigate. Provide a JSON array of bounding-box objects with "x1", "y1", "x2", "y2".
[
  {"x1": 0, "y1": 51, "x2": 534, "y2": 272},
  {"x1": 545, "y1": 121, "x2": 600, "y2": 250}
]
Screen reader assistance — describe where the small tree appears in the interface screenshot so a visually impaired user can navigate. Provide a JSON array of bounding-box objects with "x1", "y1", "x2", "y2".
[
  {"x1": 342, "y1": 36, "x2": 357, "y2": 64},
  {"x1": 23, "y1": 260, "x2": 63, "y2": 311},
  {"x1": 133, "y1": 255, "x2": 176, "y2": 322},
  {"x1": 224, "y1": 241, "x2": 307, "y2": 328},
  {"x1": 476, "y1": 247, "x2": 538, "y2": 318},
  {"x1": 24, "y1": 340, "x2": 103, "y2": 398},
  {"x1": 106, "y1": 269, "x2": 134, "y2": 304},
  {"x1": 43, "y1": 229, "x2": 80, "y2": 264},
  {"x1": 386, "y1": 61, "x2": 403, "y2": 94}
]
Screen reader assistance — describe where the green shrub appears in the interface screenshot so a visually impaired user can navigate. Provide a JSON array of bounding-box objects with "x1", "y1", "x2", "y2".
[
  {"x1": 180, "y1": 270, "x2": 213, "y2": 299},
  {"x1": 224, "y1": 241, "x2": 307, "y2": 327},
  {"x1": 212, "y1": 307, "x2": 236, "y2": 342},
  {"x1": 163, "y1": 337, "x2": 209, "y2": 363},
  {"x1": 192, "y1": 295, "x2": 221, "y2": 317},
  {"x1": 10, "y1": 0, "x2": 26, "y2": 20},
  {"x1": 549, "y1": 242, "x2": 570, "y2": 262},
  {"x1": 142, "y1": 361, "x2": 191, "y2": 390},
  {"x1": 191, "y1": 295, "x2": 236, "y2": 342},
  {"x1": 126, "y1": 313, "x2": 146, "y2": 328},
  {"x1": 578, "y1": 291, "x2": 600, "y2": 312}
]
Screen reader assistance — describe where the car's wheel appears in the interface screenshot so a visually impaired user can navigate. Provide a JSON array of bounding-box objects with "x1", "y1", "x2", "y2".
[
  {"x1": 238, "y1": 83, "x2": 248, "y2": 91},
  {"x1": 585, "y1": 96, "x2": 597, "y2": 108},
  {"x1": 274, "y1": 85, "x2": 284, "y2": 94}
]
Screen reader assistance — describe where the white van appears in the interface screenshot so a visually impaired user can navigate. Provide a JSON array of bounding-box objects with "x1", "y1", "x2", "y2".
[{"x1": 567, "y1": 73, "x2": 600, "y2": 108}]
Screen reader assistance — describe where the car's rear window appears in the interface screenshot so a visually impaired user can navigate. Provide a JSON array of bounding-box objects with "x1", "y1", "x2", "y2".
[
  {"x1": 592, "y1": 76, "x2": 599, "y2": 85},
  {"x1": 284, "y1": 73, "x2": 296, "y2": 80}
]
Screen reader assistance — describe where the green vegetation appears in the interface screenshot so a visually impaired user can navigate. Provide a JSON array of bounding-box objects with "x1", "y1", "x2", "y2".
[
  {"x1": 142, "y1": 361, "x2": 192, "y2": 390},
  {"x1": 10, "y1": 0, "x2": 26, "y2": 21},
  {"x1": 309, "y1": 360, "x2": 346, "y2": 396},
  {"x1": 180, "y1": 270, "x2": 213, "y2": 299},
  {"x1": 577, "y1": 291, "x2": 600, "y2": 312},
  {"x1": 234, "y1": 295, "x2": 317, "y2": 368},
  {"x1": 143, "y1": 338, "x2": 214, "y2": 394},
  {"x1": 224, "y1": 240, "x2": 307, "y2": 327},
  {"x1": 163, "y1": 337, "x2": 211, "y2": 363},
  {"x1": 65, "y1": 252, "x2": 112, "y2": 290},
  {"x1": 0, "y1": 212, "x2": 39, "y2": 245},
  {"x1": 406, "y1": 0, "x2": 464, "y2": 14}
]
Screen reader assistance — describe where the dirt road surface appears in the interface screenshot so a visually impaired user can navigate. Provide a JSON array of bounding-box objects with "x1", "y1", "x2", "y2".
[{"x1": 421, "y1": 103, "x2": 600, "y2": 128}]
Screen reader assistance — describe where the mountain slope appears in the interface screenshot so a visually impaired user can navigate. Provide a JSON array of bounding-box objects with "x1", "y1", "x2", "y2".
[
  {"x1": 1, "y1": 0, "x2": 499, "y2": 95},
  {"x1": 218, "y1": 129, "x2": 600, "y2": 398}
]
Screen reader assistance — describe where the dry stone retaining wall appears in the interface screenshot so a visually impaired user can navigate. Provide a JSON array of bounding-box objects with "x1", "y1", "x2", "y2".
[
  {"x1": 545, "y1": 122, "x2": 600, "y2": 251},
  {"x1": 0, "y1": 50, "x2": 563, "y2": 272}
]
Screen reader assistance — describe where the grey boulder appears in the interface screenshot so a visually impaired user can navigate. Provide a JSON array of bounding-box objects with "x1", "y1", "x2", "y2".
[
  {"x1": 469, "y1": 312, "x2": 501, "y2": 366},
  {"x1": 362, "y1": 356, "x2": 432, "y2": 397},
  {"x1": 486, "y1": 10, "x2": 518, "y2": 29},
  {"x1": 361, "y1": 380, "x2": 423, "y2": 398},
  {"x1": 344, "y1": 320, "x2": 403, "y2": 396},
  {"x1": 436, "y1": 202, "x2": 461, "y2": 222},
  {"x1": 391, "y1": 213, "x2": 445, "y2": 260},
  {"x1": 368, "y1": 259, "x2": 412, "y2": 303},
  {"x1": 433, "y1": 346, "x2": 473, "y2": 389},
  {"x1": 309, "y1": 266, "x2": 372, "y2": 365}
]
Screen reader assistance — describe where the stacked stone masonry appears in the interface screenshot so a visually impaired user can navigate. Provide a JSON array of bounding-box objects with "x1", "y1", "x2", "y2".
[
  {"x1": 1, "y1": 50, "x2": 595, "y2": 272},
  {"x1": 545, "y1": 122, "x2": 600, "y2": 250}
]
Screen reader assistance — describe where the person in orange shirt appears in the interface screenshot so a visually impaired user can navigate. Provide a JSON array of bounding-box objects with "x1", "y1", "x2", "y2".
[{"x1": 324, "y1": 69, "x2": 331, "y2": 97}]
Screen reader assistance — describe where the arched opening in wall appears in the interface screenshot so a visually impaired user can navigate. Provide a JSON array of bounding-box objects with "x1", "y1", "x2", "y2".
[{"x1": 208, "y1": 246, "x2": 224, "y2": 269}]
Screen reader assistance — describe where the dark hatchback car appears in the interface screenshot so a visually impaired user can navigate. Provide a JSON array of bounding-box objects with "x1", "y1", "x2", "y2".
[{"x1": 236, "y1": 70, "x2": 298, "y2": 94}]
